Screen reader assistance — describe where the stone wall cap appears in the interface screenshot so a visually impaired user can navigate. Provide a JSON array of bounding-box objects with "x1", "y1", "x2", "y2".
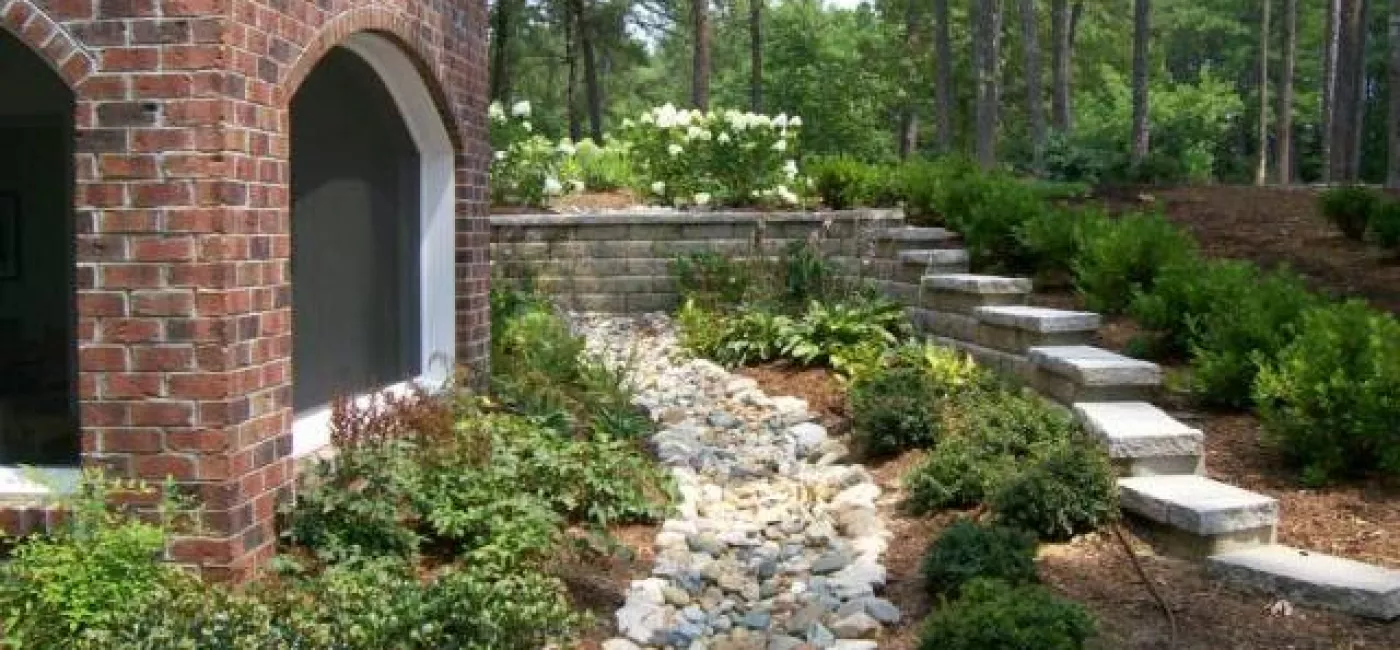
[{"x1": 490, "y1": 208, "x2": 905, "y2": 227}]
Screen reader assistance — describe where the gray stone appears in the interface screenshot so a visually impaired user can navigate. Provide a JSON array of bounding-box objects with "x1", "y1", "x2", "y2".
[
  {"x1": 875, "y1": 226, "x2": 957, "y2": 242},
  {"x1": 1118, "y1": 475, "x2": 1278, "y2": 535},
  {"x1": 709, "y1": 411, "x2": 743, "y2": 429},
  {"x1": 898, "y1": 248, "x2": 969, "y2": 267},
  {"x1": 831, "y1": 642, "x2": 878, "y2": 650},
  {"x1": 829, "y1": 612, "x2": 880, "y2": 639},
  {"x1": 1074, "y1": 402, "x2": 1204, "y2": 473},
  {"x1": 602, "y1": 639, "x2": 642, "y2": 650},
  {"x1": 616, "y1": 599, "x2": 672, "y2": 645},
  {"x1": 923, "y1": 273, "x2": 1033, "y2": 294},
  {"x1": 973, "y1": 304, "x2": 1102, "y2": 333},
  {"x1": 664, "y1": 585, "x2": 694, "y2": 606},
  {"x1": 786, "y1": 422, "x2": 829, "y2": 458},
  {"x1": 862, "y1": 597, "x2": 901, "y2": 624},
  {"x1": 1028, "y1": 345, "x2": 1162, "y2": 387},
  {"x1": 740, "y1": 610, "x2": 772, "y2": 630},
  {"x1": 811, "y1": 551, "x2": 851, "y2": 575},
  {"x1": 806, "y1": 623, "x2": 837, "y2": 647},
  {"x1": 1207, "y1": 545, "x2": 1400, "y2": 620},
  {"x1": 689, "y1": 532, "x2": 727, "y2": 555},
  {"x1": 767, "y1": 636, "x2": 805, "y2": 650}
]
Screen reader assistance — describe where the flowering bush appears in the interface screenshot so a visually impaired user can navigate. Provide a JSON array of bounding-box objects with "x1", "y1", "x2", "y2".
[
  {"x1": 620, "y1": 104, "x2": 812, "y2": 208},
  {"x1": 489, "y1": 101, "x2": 583, "y2": 207}
]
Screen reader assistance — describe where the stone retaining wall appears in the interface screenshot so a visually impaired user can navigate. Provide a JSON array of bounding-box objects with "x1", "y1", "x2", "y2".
[{"x1": 490, "y1": 210, "x2": 905, "y2": 312}]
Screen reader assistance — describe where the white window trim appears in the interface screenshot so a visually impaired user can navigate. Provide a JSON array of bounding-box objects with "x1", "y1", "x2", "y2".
[
  {"x1": 0, "y1": 465, "x2": 80, "y2": 504},
  {"x1": 290, "y1": 33, "x2": 457, "y2": 458}
]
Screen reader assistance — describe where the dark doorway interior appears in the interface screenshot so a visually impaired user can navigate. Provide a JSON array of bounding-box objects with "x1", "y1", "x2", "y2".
[
  {"x1": 0, "y1": 29, "x2": 78, "y2": 465},
  {"x1": 289, "y1": 47, "x2": 422, "y2": 413}
]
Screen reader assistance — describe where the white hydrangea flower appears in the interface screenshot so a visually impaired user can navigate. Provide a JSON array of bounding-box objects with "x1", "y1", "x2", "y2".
[
  {"x1": 569, "y1": 180, "x2": 586, "y2": 193},
  {"x1": 494, "y1": 150, "x2": 507, "y2": 161},
  {"x1": 522, "y1": 121, "x2": 532, "y2": 133},
  {"x1": 621, "y1": 118, "x2": 636, "y2": 128},
  {"x1": 694, "y1": 192, "x2": 711, "y2": 206},
  {"x1": 777, "y1": 185, "x2": 798, "y2": 205},
  {"x1": 789, "y1": 116, "x2": 803, "y2": 127},
  {"x1": 668, "y1": 143, "x2": 684, "y2": 156},
  {"x1": 511, "y1": 100, "x2": 532, "y2": 117},
  {"x1": 783, "y1": 159, "x2": 799, "y2": 178},
  {"x1": 773, "y1": 113, "x2": 789, "y2": 128},
  {"x1": 557, "y1": 140, "x2": 576, "y2": 155},
  {"x1": 543, "y1": 176, "x2": 563, "y2": 195},
  {"x1": 772, "y1": 139, "x2": 787, "y2": 152},
  {"x1": 717, "y1": 132, "x2": 732, "y2": 144},
  {"x1": 651, "y1": 181, "x2": 667, "y2": 195},
  {"x1": 488, "y1": 102, "x2": 505, "y2": 121}
]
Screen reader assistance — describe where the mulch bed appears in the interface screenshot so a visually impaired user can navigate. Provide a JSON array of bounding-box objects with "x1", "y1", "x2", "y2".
[
  {"x1": 740, "y1": 362, "x2": 1400, "y2": 649},
  {"x1": 564, "y1": 522, "x2": 660, "y2": 649}
]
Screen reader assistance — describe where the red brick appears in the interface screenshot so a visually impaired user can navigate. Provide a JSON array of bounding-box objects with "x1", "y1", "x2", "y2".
[
  {"x1": 133, "y1": 345, "x2": 195, "y2": 371},
  {"x1": 130, "y1": 402, "x2": 195, "y2": 427},
  {"x1": 103, "y1": 373, "x2": 162, "y2": 398},
  {"x1": 133, "y1": 453, "x2": 196, "y2": 480},
  {"x1": 99, "y1": 154, "x2": 157, "y2": 179},
  {"x1": 168, "y1": 373, "x2": 228, "y2": 399},
  {"x1": 131, "y1": 290, "x2": 194, "y2": 316},
  {"x1": 99, "y1": 318, "x2": 163, "y2": 343},
  {"x1": 99, "y1": 264, "x2": 164, "y2": 289},
  {"x1": 100, "y1": 47, "x2": 158, "y2": 71},
  {"x1": 99, "y1": 428, "x2": 165, "y2": 452}
]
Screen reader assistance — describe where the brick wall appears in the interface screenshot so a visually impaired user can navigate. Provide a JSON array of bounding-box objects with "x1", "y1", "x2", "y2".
[
  {"x1": 0, "y1": 0, "x2": 489, "y2": 580},
  {"x1": 491, "y1": 210, "x2": 904, "y2": 312}
]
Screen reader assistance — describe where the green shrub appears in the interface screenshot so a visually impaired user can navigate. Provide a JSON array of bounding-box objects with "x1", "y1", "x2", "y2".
[
  {"x1": 779, "y1": 298, "x2": 910, "y2": 375},
  {"x1": 1188, "y1": 269, "x2": 1320, "y2": 408},
  {"x1": 807, "y1": 155, "x2": 879, "y2": 209},
  {"x1": 899, "y1": 157, "x2": 980, "y2": 223},
  {"x1": 945, "y1": 175, "x2": 1047, "y2": 271},
  {"x1": 919, "y1": 578, "x2": 1095, "y2": 650},
  {"x1": 73, "y1": 580, "x2": 283, "y2": 650},
  {"x1": 286, "y1": 438, "x2": 425, "y2": 563},
  {"x1": 713, "y1": 307, "x2": 792, "y2": 367},
  {"x1": 990, "y1": 440, "x2": 1119, "y2": 541},
  {"x1": 904, "y1": 434, "x2": 1019, "y2": 512},
  {"x1": 1128, "y1": 258, "x2": 1261, "y2": 359},
  {"x1": 1254, "y1": 301, "x2": 1400, "y2": 485},
  {"x1": 891, "y1": 342, "x2": 996, "y2": 396},
  {"x1": 1073, "y1": 212, "x2": 1199, "y2": 314},
  {"x1": 922, "y1": 519, "x2": 1039, "y2": 599},
  {"x1": 676, "y1": 298, "x2": 728, "y2": 359},
  {"x1": 1319, "y1": 185, "x2": 1381, "y2": 241},
  {"x1": 670, "y1": 251, "x2": 752, "y2": 308},
  {"x1": 780, "y1": 239, "x2": 840, "y2": 307},
  {"x1": 1370, "y1": 197, "x2": 1400, "y2": 249},
  {"x1": 572, "y1": 138, "x2": 633, "y2": 192},
  {"x1": 1016, "y1": 206, "x2": 1110, "y2": 280},
  {"x1": 850, "y1": 365, "x2": 941, "y2": 456}
]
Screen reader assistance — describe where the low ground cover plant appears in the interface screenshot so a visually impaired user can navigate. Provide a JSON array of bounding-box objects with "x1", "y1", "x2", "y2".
[
  {"x1": 921, "y1": 519, "x2": 1040, "y2": 599},
  {"x1": 919, "y1": 578, "x2": 1096, "y2": 650}
]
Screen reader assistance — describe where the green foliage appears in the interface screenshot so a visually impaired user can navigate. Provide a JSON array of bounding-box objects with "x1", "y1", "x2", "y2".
[
  {"x1": 990, "y1": 440, "x2": 1119, "y2": 541},
  {"x1": 940, "y1": 172, "x2": 1047, "y2": 271},
  {"x1": 676, "y1": 298, "x2": 728, "y2": 359},
  {"x1": 780, "y1": 240, "x2": 839, "y2": 307},
  {"x1": 1254, "y1": 301, "x2": 1400, "y2": 485},
  {"x1": 1016, "y1": 206, "x2": 1111, "y2": 281},
  {"x1": 572, "y1": 137, "x2": 634, "y2": 192},
  {"x1": 1128, "y1": 258, "x2": 1262, "y2": 358},
  {"x1": 922, "y1": 519, "x2": 1040, "y2": 599},
  {"x1": 806, "y1": 155, "x2": 884, "y2": 209},
  {"x1": 1369, "y1": 196, "x2": 1400, "y2": 249},
  {"x1": 778, "y1": 298, "x2": 911, "y2": 374},
  {"x1": 918, "y1": 578, "x2": 1095, "y2": 650},
  {"x1": 849, "y1": 365, "x2": 941, "y2": 457},
  {"x1": 1073, "y1": 212, "x2": 1199, "y2": 314},
  {"x1": 712, "y1": 308, "x2": 792, "y2": 367},
  {"x1": 488, "y1": 101, "x2": 583, "y2": 207},
  {"x1": 1319, "y1": 185, "x2": 1381, "y2": 241},
  {"x1": 670, "y1": 251, "x2": 753, "y2": 308},
  {"x1": 286, "y1": 437, "x2": 426, "y2": 563},
  {"x1": 890, "y1": 342, "x2": 994, "y2": 397}
]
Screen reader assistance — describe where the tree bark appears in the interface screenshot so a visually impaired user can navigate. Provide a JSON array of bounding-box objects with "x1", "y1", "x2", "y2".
[
  {"x1": 1330, "y1": 0, "x2": 1369, "y2": 182},
  {"x1": 1323, "y1": 0, "x2": 1341, "y2": 182},
  {"x1": 568, "y1": 0, "x2": 604, "y2": 142},
  {"x1": 934, "y1": 0, "x2": 954, "y2": 152},
  {"x1": 1051, "y1": 0, "x2": 1072, "y2": 131},
  {"x1": 1130, "y1": 0, "x2": 1151, "y2": 172},
  {"x1": 692, "y1": 0, "x2": 711, "y2": 110},
  {"x1": 899, "y1": 0, "x2": 920, "y2": 158},
  {"x1": 1389, "y1": 0, "x2": 1400, "y2": 188},
  {"x1": 1277, "y1": 0, "x2": 1296, "y2": 184},
  {"x1": 1020, "y1": 0, "x2": 1046, "y2": 172},
  {"x1": 489, "y1": 0, "x2": 515, "y2": 103},
  {"x1": 565, "y1": 13, "x2": 581, "y2": 142},
  {"x1": 974, "y1": 0, "x2": 1002, "y2": 169},
  {"x1": 1256, "y1": 0, "x2": 1271, "y2": 186},
  {"x1": 750, "y1": 0, "x2": 763, "y2": 113}
]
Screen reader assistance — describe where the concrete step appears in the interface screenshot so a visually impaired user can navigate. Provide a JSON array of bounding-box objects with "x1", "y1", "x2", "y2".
[
  {"x1": 872, "y1": 279, "x2": 919, "y2": 304},
  {"x1": 1119, "y1": 475, "x2": 1278, "y2": 559},
  {"x1": 893, "y1": 249, "x2": 969, "y2": 282},
  {"x1": 875, "y1": 227, "x2": 963, "y2": 257},
  {"x1": 1207, "y1": 545, "x2": 1400, "y2": 620},
  {"x1": 1027, "y1": 345, "x2": 1161, "y2": 403},
  {"x1": 972, "y1": 305, "x2": 1101, "y2": 354},
  {"x1": 1073, "y1": 402, "x2": 1204, "y2": 476},
  {"x1": 919, "y1": 274, "x2": 1032, "y2": 316}
]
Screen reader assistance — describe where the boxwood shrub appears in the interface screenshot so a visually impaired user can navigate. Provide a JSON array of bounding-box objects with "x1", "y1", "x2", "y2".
[
  {"x1": 922, "y1": 519, "x2": 1040, "y2": 599},
  {"x1": 1319, "y1": 185, "x2": 1381, "y2": 241},
  {"x1": 990, "y1": 439, "x2": 1119, "y2": 541},
  {"x1": 919, "y1": 578, "x2": 1095, "y2": 650}
]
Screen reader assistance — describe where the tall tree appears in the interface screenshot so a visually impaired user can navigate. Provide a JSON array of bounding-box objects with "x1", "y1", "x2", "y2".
[
  {"x1": 565, "y1": 10, "x2": 581, "y2": 141},
  {"x1": 974, "y1": 0, "x2": 1003, "y2": 168},
  {"x1": 1389, "y1": 0, "x2": 1400, "y2": 187},
  {"x1": 750, "y1": 0, "x2": 763, "y2": 113},
  {"x1": 692, "y1": 0, "x2": 711, "y2": 109},
  {"x1": 1256, "y1": 0, "x2": 1271, "y2": 185},
  {"x1": 934, "y1": 0, "x2": 954, "y2": 152},
  {"x1": 1323, "y1": 0, "x2": 1342, "y2": 181},
  {"x1": 1020, "y1": 0, "x2": 1046, "y2": 172},
  {"x1": 1277, "y1": 0, "x2": 1296, "y2": 184},
  {"x1": 489, "y1": 0, "x2": 518, "y2": 103},
  {"x1": 899, "y1": 0, "x2": 921, "y2": 158},
  {"x1": 570, "y1": 0, "x2": 604, "y2": 142},
  {"x1": 1051, "y1": 0, "x2": 1073, "y2": 131},
  {"x1": 1330, "y1": 0, "x2": 1368, "y2": 181},
  {"x1": 1130, "y1": 0, "x2": 1151, "y2": 172}
]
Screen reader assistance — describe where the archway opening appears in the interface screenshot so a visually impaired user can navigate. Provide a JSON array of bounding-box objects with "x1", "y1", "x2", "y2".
[
  {"x1": 0, "y1": 29, "x2": 78, "y2": 466},
  {"x1": 288, "y1": 36, "x2": 456, "y2": 456}
]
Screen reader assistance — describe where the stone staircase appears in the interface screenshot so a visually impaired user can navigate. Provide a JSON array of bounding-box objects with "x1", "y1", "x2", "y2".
[{"x1": 870, "y1": 225, "x2": 1400, "y2": 621}]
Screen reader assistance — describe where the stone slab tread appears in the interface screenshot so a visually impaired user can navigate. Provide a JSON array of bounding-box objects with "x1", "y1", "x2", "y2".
[
  {"x1": 875, "y1": 227, "x2": 957, "y2": 242},
  {"x1": 897, "y1": 249, "x2": 969, "y2": 267},
  {"x1": 1028, "y1": 345, "x2": 1162, "y2": 387},
  {"x1": 921, "y1": 273, "x2": 1033, "y2": 295},
  {"x1": 974, "y1": 305, "x2": 1102, "y2": 333},
  {"x1": 1208, "y1": 544, "x2": 1400, "y2": 620},
  {"x1": 1073, "y1": 402, "x2": 1203, "y2": 460},
  {"x1": 1119, "y1": 475, "x2": 1278, "y2": 535}
]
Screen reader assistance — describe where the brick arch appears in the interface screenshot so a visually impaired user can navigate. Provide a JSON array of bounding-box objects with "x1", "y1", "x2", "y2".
[
  {"x1": 0, "y1": 0, "x2": 95, "y2": 89},
  {"x1": 279, "y1": 8, "x2": 463, "y2": 148}
]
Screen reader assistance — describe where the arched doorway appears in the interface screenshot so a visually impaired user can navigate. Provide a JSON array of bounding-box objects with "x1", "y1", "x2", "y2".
[
  {"x1": 288, "y1": 34, "x2": 456, "y2": 456},
  {"x1": 0, "y1": 29, "x2": 78, "y2": 466}
]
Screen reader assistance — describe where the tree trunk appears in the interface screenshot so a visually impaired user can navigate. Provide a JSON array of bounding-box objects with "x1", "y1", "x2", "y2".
[
  {"x1": 1051, "y1": 0, "x2": 1072, "y2": 131},
  {"x1": 1323, "y1": 0, "x2": 1341, "y2": 182},
  {"x1": 750, "y1": 0, "x2": 762, "y2": 113},
  {"x1": 974, "y1": 0, "x2": 1002, "y2": 169},
  {"x1": 1389, "y1": 0, "x2": 1400, "y2": 188},
  {"x1": 692, "y1": 0, "x2": 711, "y2": 110},
  {"x1": 1020, "y1": 0, "x2": 1046, "y2": 172},
  {"x1": 1277, "y1": 0, "x2": 1296, "y2": 184},
  {"x1": 1256, "y1": 0, "x2": 1271, "y2": 186},
  {"x1": 566, "y1": 14, "x2": 581, "y2": 142},
  {"x1": 1330, "y1": 0, "x2": 1369, "y2": 182},
  {"x1": 1130, "y1": 0, "x2": 1151, "y2": 172},
  {"x1": 899, "y1": 0, "x2": 920, "y2": 158},
  {"x1": 573, "y1": 0, "x2": 604, "y2": 142},
  {"x1": 489, "y1": 0, "x2": 515, "y2": 102},
  {"x1": 1070, "y1": 2, "x2": 1083, "y2": 50},
  {"x1": 934, "y1": 0, "x2": 954, "y2": 152}
]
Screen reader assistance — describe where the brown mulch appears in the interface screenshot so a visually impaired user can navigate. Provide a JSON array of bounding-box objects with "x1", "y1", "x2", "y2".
[
  {"x1": 563, "y1": 522, "x2": 659, "y2": 649},
  {"x1": 740, "y1": 362, "x2": 1400, "y2": 649},
  {"x1": 738, "y1": 363, "x2": 851, "y2": 436}
]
